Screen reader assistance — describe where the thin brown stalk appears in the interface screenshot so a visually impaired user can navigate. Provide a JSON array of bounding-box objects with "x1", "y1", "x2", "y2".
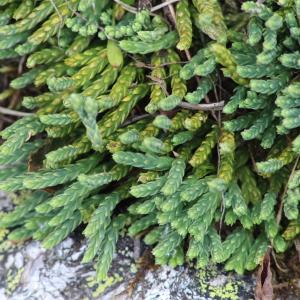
[
  {"x1": 113, "y1": 0, "x2": 138, "y2": 13},
  {"x1": 276, "y1": 155, "x2": 300, "y2": 224},
  {"x1": 151, "y1": 0, "x2": 180, "y2": 12},
  {"x1": 0, "y1": 106, "x2": 34, "y2": 117},
  {"x1": 123, "y1": 113, "x2": 152, "y2": 126},
  {"x1": 179, "y1": 101, "x2": 224, "y2": 111}
]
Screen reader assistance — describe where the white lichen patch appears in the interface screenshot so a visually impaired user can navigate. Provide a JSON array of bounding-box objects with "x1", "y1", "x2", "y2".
[
  {"x1": 131, "y1": 266, "x2": 206, "y2": 300},
  {"x1": 0, "y1": 236, "x2": 138, "y2": 300},
  {"x1": 1, "y1": 239, "x2": 88, "y2": 300}
]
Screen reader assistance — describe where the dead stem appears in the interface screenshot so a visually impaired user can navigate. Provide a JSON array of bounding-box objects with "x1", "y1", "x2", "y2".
[
  {"x1": 0, "y1": 106, "x2": 34, "y2": 117},
  {"x1": 123, "y1": 113, "x2": 152, "y2": 126},
  {"x1": 179, "y1": 101, "x2": 224, "y2": 111},
  {"x1": 152, "y1": 0, "x2": 180, "y2": 12},
  {"x1": 276, "y1": 155, "x2": 300, "y2": 224},
  {"x1": 113, "y1": 0, "x2": 138, "y2": 14}
]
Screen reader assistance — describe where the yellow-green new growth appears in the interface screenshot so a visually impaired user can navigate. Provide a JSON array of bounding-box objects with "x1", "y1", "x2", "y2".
[
  {"x1": 28, "y1": 0, "x2": 79, "y2": 45},
  {"x1": 146, "y1": 54, "x2": 167, "y2": 114},
  {"x1": 71, "y1": 49, "x2": 108, "y2": 87},
  {"x1": 161, "y1": 158, "x2": 186, "y2": 196},
  {"x1": 184, "y1": 111, "x2": 207, "y2": 132},
  {"x1": 176, "y1": 0, "x2": 192, "y2": 50},
  {"x1": 189, "y1": 126, "x2": 219, "y2": 167},
  {"x1": 0, "y1": 0, "x2": 63, "y2": 35},
  {"x1": 218, "y1": 131, "x2": 236, "y2": 185},
  {"x1": 82, "y1": 64, "x2": 119, "y2": 98},
  {"x1": 99, "y1": 83, "x2": 149, "y2": 138},
  {"x1": 257, "y1": 145, "x2": 295, "y2": 175},
  {"x1": 13, "y1": 0, "x2": 33, "y2": 21},
  {"x1": 168, "y1": 49, "x2": 187, "y2": 99},
  {"x1": 27, "y1": 48, "x2": 65, "y2": 68},
  {"x1": 210, "y1": 43, "x2": 249, "y2": 85},
  {"x1": 97, "y1": 64, "x2": 138, "y2": 111},
  {"x1": 64, "y1": 46, "x2": 104, "y2": 67},
  {"x1": 68, "y1": 94, "x2": 103, "y2": 151},
  {"x1": 193, "y1": 0, "x2": 228, "y2": 44}
]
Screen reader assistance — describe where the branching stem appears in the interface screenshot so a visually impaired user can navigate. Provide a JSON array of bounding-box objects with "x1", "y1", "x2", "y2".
[
  {"x1": 179, "y1": 101, "x2": 224, "y2": 111},
  {"x1": 276, "y1": 155, "x2": 300, "y2": 224},
  {"x1": 0, "y1": 107, "x2": 34, "y2": 117}
]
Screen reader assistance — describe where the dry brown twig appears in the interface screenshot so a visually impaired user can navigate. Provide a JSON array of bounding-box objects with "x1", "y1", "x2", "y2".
[
  {"x1": 122, "y1": 113, "x2": 152, "y2": 126},
  {"x1": 160, "y1": 0, "x2": 220, "y2": 119},
  {"x1": 113, "y1": 0, "x2": 180, "y2": 13},
  {"x1": 0, "y1": 106, "x2": 34, "y2": 117},
  {"x1": 179, "y1": 101, "x2": 224, "y2": 111},
  {"x1": 113, "y1": 0, "x2": 138, "y2": 14},
  {"x1": 276, "y1": 155, "x2": 300, "y2": 224},
  {"x1": 146, "y1": 75, "x2": 169, "y2": 96}
]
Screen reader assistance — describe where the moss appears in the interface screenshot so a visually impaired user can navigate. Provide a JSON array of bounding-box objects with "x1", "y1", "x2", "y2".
[
  {"x1": 130, "y1": 262, "x2": 138, "y2": 273},
  {"x1": 87, "y1": 273, "x2": 123, "y2": 298},
  {"x1": 0, "y1": 215, "x2": 15, "y2": 253},
  {"x1": 5, "y1": 267, "x2": 24, "y2": 296},
  {"x1": 197, "y1": 265, "x2": 253, "y2": 300}
]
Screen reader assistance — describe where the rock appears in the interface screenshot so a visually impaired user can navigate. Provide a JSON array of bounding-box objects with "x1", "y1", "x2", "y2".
[
  {"x1": 0, "y1": 191, "x2": 13, "y2": 211},
  {"x1": 132, "y1": 266, "x2": 203, "y2": 300},
  {"x1": 4, "y1": 254, "x2": 14, "y2": 269},
  {"x1": 0, "y1": 235, "x2": 255, "y2": 300},
  {"x1": 13, "y1": 252, "x2": 24, "y2": 269},
  {"x1": 0, "y1": 191, "x2": 255, "y2": 299}
]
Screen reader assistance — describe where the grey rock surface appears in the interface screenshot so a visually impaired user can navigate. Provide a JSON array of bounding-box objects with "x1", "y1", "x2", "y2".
[
  {"x1": 0, "y1": 235, "x2": 255, "y2": 300},
  {"x1": 0, "y1": 192, "x2": 255, "y2": 300}
]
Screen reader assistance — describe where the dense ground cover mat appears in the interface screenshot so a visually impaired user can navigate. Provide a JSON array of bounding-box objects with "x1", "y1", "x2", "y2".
[{"x1": 0, "y1": 0, "x2": 299, "y2": 290}]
